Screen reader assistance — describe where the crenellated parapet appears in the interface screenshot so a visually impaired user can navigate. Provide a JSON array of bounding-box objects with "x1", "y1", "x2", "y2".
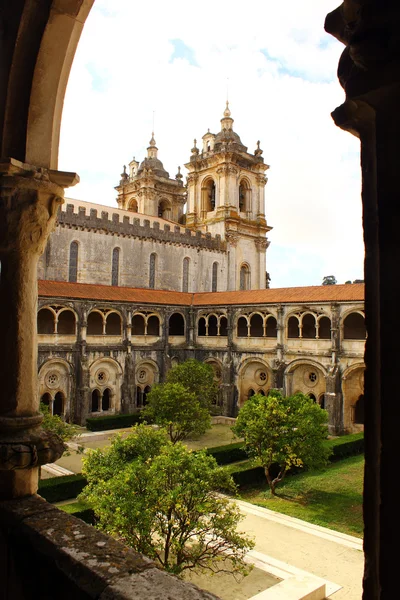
[{"x1": 58, "y1": 203, "x2": 227, "y2": 252}]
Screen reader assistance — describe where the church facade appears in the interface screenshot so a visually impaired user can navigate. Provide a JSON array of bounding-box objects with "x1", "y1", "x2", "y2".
[{"x1": 37, "y1": 105, "x2": 365, "y2": 434}]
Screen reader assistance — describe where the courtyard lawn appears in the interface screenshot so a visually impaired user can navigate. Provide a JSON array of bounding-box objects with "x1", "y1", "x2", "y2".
[{"x1": 237, "y1": 454, "x2": 364, "y2": 538}]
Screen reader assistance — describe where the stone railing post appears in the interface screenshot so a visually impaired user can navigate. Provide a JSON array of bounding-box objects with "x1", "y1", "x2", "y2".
[{"x1": 0, "y1": 158, "x2": 78, "y2": 499}]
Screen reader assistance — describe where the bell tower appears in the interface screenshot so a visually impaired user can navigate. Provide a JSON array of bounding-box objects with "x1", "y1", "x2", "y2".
[{"x1": 185, "y1": 103, "x2": 272, "y2": 290}]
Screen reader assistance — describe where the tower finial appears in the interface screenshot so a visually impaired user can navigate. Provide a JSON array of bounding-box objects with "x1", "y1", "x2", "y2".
[{"x1": 223, "y1": 100, "x2": 231, "y2": 117}]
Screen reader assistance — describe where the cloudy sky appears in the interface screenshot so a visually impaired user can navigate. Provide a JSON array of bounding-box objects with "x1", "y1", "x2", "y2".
[{"x1": 59, "y1": 0, "x2": 364, "y2": 289}]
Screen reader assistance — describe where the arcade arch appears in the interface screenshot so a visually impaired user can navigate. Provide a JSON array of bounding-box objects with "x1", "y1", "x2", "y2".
[
  {"x1": 135, "y1": 360, "x2": 159, "y2": 407},
  {"x1": 38, "y1": 359, "x2": 72, "y2": 419},
  {"x1": 238, "y1": 359, "x2": 271, "y2": 406},
  {"x1": 342, "y1": 364, "x2": 365, "y2": 432},
  {"x1": 285, "y1": 360, "x2": 326, "y2": 401},
  {"x1": 89, "y1": 358, "x2": 122, "y2": 414}
]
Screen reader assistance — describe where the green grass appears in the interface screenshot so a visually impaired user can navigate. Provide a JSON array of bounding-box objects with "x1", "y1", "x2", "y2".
[{"x1": 237, "y1": 454, "x2": 364, "y2": 538}]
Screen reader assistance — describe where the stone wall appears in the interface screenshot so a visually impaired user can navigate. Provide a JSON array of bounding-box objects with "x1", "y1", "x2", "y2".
[
  {"x1": 37, "y1": 295, "x2": 365, "y2": 433},
  {"x1": 38, "y1": 202, "x2": 228, "y2": 292}
]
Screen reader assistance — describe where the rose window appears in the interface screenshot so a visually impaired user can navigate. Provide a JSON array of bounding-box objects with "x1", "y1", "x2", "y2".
[
  {"x1": 46, "y1": 371, "x2": 60, "y2": 388},
  {"x1": 138, "y1": 369, "x2": 147, "y2": 382},
  {"x1": 309, "y1": 372, "x2": 317, "y2": 382}
]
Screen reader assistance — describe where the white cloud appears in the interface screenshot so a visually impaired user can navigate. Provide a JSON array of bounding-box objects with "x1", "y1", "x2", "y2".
[{"x1": 59, "y1": 0, "x2": 363, "y2": 288}]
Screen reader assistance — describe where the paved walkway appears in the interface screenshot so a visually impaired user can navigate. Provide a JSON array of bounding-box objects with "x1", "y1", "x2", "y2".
[{"x1": 235, "y1": 499, "x2": 363, "y2": 599}]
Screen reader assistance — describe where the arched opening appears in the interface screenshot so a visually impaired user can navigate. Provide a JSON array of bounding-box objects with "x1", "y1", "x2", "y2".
[
  {"x1": 37, "y1": 308, "x2": 55, "y2": 334},
  {"x1": 302, "y1": 314, "x2": 317, "y2": 338},
  {"x1": 219, "y1": 316, "x2": 228, "y2": 336},
  {"x1": 102, "y1": 388, "x2": 111, "y2": 411},
  {"x1": 266, "y1": 316, "x2": 277, "y2": 338},
  {"x1": 208, "y1": 315, "x2": 218, "y2": 336},
  {"x1": 238, "y1": 180, "x2": 250, "y2": 213},
  {"x1": 182, "y1": 257, "x2": 189, "y2": 293},
  {"x1": 198, "y1": 317, "x2": 206, "y2": 336},
  {"x1": 250, "y1": 314, "x2": 263, "y2": 337},
  {"x1": 258, "y1": 389, "x2": 266, "y2": 396},
  {"x1": 158, "y1": 199, "x2": 171, "y2": 219},
  {"x1": 132, "y1": 314, "x2": 145, "y2": 335},
  {"x1": 288, "y1": 316, "x2": 300, "y2": 338},
  {"x1": 136, "y1": 387, "x2": 143, "y2": 407},
  {"x1": 354, "y1": 394, "x2": 365, "y2": 424},
  {"x1": 69, "y1": 241, "x2": 78, "y2": 283},
  {"x1": 128, "y1": 198, "x2": 138, "y2": 212},
  {"x1": 239, "y1": 264, "x2": 250, "y2": 291},
  {"x1": 53, "y1": 391, "x2": 64, "y2": 416},
  {"x1": 169, "y1": 313, "x2": 185, "y2": 336},
  {"x1": 318, "y1": 316, "x2": 331, "y2": 339},
  {"x1": 143, "y1": 385, "x2": 151, "y2": 406},
  {"x1": 87, "y1": 312, "x2": 104, "y2": 335},
  {"x1": 91, "y1": 389, "x2": 101, "y2": 412},
  {"x1": 308, "y1": 393, "x2": 317, "y2": 403},
  {"x1": 202, "y1": 178, "x2": 216, "y2": 213},
  {"x1": 344, "y1": 312, "x2": 366, "y2": 339},
  {"x1": 57, "y1": 310, "x2": 76, "y2": 334},
  {"x1": 147, "y1": 315, "x2": 160, "y2": 336},
  {"x1": 319, "y1": 394, "x2": 325, "y2": 409},
  {"x1": 248, "y1": 389, "x2": 255, "y2": 399},
  {"x1": 41, "y1": 393, "x2": 51, "y2": 407},
  {"x1": 112, "y1": 247, "x2": 120, "y2": 286},
  {"x1": 105, "y1": 312, "x2": 121, "y2": 335},
  {"x1": 237, "y1": 316, "x2": 248, "y2": 337},
  {"x1": 212, "y1": 261, "x2": 218, "y2": 292},
  {"x1": 149, "y1": 253, "x2": 157, "y2": 289}
]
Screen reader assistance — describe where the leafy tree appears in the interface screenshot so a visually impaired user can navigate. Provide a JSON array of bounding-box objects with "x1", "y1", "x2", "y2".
[
  {"x1": 81, "y1": 424, "x2": 169, "y2": 484},
  {"x1": 232, "y1": 392, "x2": 331, "y2": 495},
  {"x1": 322, "y1": 275, "x2": 337, "y2": 285},
  {"x1": 40, "y1": 401, "x2": 81, "y2": 447},
  {"x1": 143, "y1": 382, "x2": 211, "y2": 443},
  {"x1": 80, "y1": 426, "x2": 254, "y2": 577},
  {"x1": 166, "y1": 359, "x2": 218, "y2": 408}
]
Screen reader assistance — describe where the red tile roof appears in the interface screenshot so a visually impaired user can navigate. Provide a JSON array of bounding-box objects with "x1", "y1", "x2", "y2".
[
  {"x1": 193, "y1": 284, "x2": 365, "y2": 305},
  {"x1": 38, "y1": 280, "x2": 193, "y2": 306},
  {"x1": 38, "y1": 280, "x2": 364, "y2": 306}
]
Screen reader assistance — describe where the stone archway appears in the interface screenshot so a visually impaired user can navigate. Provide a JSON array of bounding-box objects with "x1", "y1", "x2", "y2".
[
  {"x1": 285, "y1": 360, "x2": 327, "y2": 402},
  {"x1": 238, "y1": 359, "x2": 271, "y2": 407},
  {"x1": 89, "y1": 357, "x2": 122, "y2": 415},
  {"x1": 342, "y1": 364, "x2": 365, "y2": 432},
  {"x1": 38, "y1": 359, "x2": 72, "y2": 420}
]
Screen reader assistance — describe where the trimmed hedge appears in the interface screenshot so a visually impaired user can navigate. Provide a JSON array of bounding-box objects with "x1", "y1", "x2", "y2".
[
  {"x1": 38, "y1": 474, "x2": 87, "y2": 503},
  {"x1": 206, "y1": 432, "x2": 364, "y2": 467},
  {"x1": 60, "y1": 502, "x2": 96, "y2": 525},
  {"x1": 206, "y1": 442, "x2": 246, "y2": 465},
  {"x1": 86, "y1": 412, "x2": 143, "y2": 432},
  {"x1": 326, "y1": 432, "x2": 364, "y2": 461}
]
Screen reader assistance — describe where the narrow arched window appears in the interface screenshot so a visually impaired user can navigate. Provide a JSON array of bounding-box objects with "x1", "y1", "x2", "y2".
[
  {"x1": 182, "y1": 257, "x2": 189, "y2": 292},
  {"x1": 112, "y1": 248, "x2": 120, "y2": 286},
  {"x1": 149, "y1": 253, "x2": 156, "y2": 289},
  {"x1": 240, "y1": 265, "x2": 250, "y2": 290},
  {"x1": 212, "y1": 262, "x2": 218, "y2": 292},
  {"x1": 69, "y1": 241, "x2": 78, "y2": 282}
]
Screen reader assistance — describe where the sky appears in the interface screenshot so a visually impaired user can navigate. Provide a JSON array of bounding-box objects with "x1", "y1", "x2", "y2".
[{"x1": 59, "y1": 0, "x2": 364, "y2": 289}]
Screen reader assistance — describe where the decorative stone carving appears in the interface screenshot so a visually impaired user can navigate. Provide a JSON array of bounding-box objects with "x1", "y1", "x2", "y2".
[
  {"x1": 254, "y1": 238, "x2": 270, "y2": 252},
  {"x1": 226, "y1": 232, "x2": 239, "y2": 247}
]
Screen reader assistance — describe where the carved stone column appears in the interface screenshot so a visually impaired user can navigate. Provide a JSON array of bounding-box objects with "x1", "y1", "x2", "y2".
[
  {"x1": 0, "y1": 158, "x2": 78, "y2": 498},
  {"x1": 326, "y1": 3, "x2": 400, "y2": 597}
]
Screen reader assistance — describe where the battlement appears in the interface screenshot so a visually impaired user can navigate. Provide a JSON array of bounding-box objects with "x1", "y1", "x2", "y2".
[{"x1": 58, "y1": 203, "x2": 226, "y2": 252}]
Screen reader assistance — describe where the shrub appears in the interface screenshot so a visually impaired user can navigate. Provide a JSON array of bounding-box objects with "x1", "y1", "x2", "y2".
[
  {"x1": 38, "y1": 474, "x2": 87, "y2": 503},
  {"x1": 206, "y1": 442, "x2": 247, "y2": 465},
  {"x1": 326, "y1": 432, "x2": 364, "y2": 460},
  {"x1": 60, "y1": 502, "x2": 96, "y2": 525},
  {"x1": 86, "y1": 412, "x2": 143, "y2": 432}
]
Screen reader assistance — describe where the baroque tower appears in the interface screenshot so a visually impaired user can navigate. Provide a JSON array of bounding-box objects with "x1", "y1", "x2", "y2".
[
  {"x1": 115, "y1": 134, "x2": 186, "y2": 222},
  {"x1": 185, "y1": 103, "x2": 271, "y2": 290}
]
